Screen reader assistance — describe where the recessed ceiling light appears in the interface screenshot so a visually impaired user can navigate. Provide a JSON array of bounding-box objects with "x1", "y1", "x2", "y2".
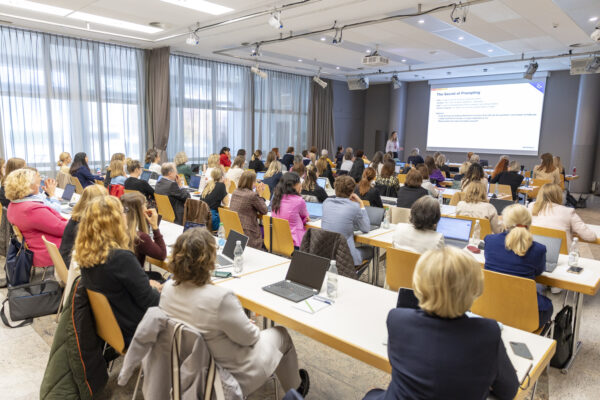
[
  {"x1": 401, "y1": 59, "x2": 407, "y2": 62},
  {"x1": 418, "y1": 19, "x2": 425, "y2": 24},
  {"x1": 297, "y1": 59, "x2": 303, "y2": 62},
  {"x1": 336, "y1": 66, "x2": 340, "y2": 70},
  {"x1": 366, "y1": 49, "x2": 371, "y2": 53},
  {"x1": 320, "y1": 37, "x2": 326, "y2": 41},
  {"x1": 67, "y1": 12, "x2": 163, "y2": 33},
  {"x1": 0, "y1": 0, "x2": 71, "y2": 16},
  {"x1": 590, "y1": 16, "x2": 598, "y2": 22},
  {"x1": 487, "y1": 49, "x2": 494, "y2": 52},
  {"x1": 458, "y1": 36, "x2": 464, "y2": 40},
  {"x1": 160, "y1": 0, "x2": 233, "y2": 15}
]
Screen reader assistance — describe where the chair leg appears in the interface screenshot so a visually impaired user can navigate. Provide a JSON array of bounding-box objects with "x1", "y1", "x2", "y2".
[
  {"x1": 132, "y1": 368, "x2": 143, "y2": 400},
  {"x1": 271, "y1": 375, "x2": 279, "y2": 400}
]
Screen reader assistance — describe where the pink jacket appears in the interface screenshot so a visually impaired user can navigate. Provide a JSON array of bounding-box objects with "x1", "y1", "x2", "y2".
[
  {"x1": 7, "y1": 201, "x2": 68, "y2": 267},
  {"x1": 272, "y1": 194, "x2": 308, "y2": 247},
  {"x1": 528, "y1": 202, "x2": 596, "y2": 248}
]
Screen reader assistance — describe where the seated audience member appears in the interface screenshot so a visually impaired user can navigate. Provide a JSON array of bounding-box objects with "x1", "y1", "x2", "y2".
[
  {"x1": 335, "y1": 146, "x2": 344, "y2": 170},
  {"x1": 349, "y1": 149, "x2": 366, "y2": 183},
  {"x1": 460, "y1": 162, "x2": 488, "y2": 191},
  {"x1": 355, "y1": 167, "x2": 383, "y2": 208},
  {"x1": 271, "y1": 147, "x2": 281, "y2": 161},
  {"x1": 370, "y1": 151, "x2": 384, "y2": 177},
  {"x1": 248, "y1": 150, "x2": 266, "y2": 172},
  {"x1": 469, "y1": 153, "x2": 480, "y2": 164},
  {"x1": 125, "y1": 159, "x2": 155, "y2": 200},
  {"x1": 154, "y1": 162, "x2": 190, "y2": 225},
  {"x1": 199, "y1": 153, "x2": 221, "y2": 192},
  {"x1": 301, "y1": 166, "x2": 328, "y2": 203},
  {"x1": 59, "y1": 184, "x2": 108, "y2": 268},
  {"x1": 484, "y1": 204, "x2": 553, "y2": 328},
  {"x1": 175, "y1": 151, "x2": 193, "y2": 184},
  {"x1": 225, "y1": 155, "x2": 246, "y2": 187},
  {"x1": 57, "y1": 152, "x2": 72, "y2": 175},
  {"x1": 121, "y1": 192, "x2": 167, "y2": 267},
  {"x1": 417, "y1": 164, "x2": 439, "y2": 198},
  {"x1": 219, "y1": 147, "x2": 232, "y2": 168},
  {"x1": 340, "y1": 148, "x2": 354, "y2": 172},
  {"x1": 363, "y1": 246, "x2": 518, "y2": 400},
  {"x1": 159, "y1": 228, "x2": 310, "y2": 397},
  {"x1": 301, "y1": 150, "x2": 311, "y2": 166},
  {"x1": 144, "y1": 149, "x2": 162, "y2": 175},
  {"x1": 321, "y1": 149, "x2": 335, "y2": 169},
  {"x1": 0, "y1": 157, "x2": 26, "y2": 207},
  {"x1": 70, "y1": 152, "x2": 104, "y2": 188},
  {"x1": 202, "y1": 168, "x2": 230, "y2": 229},
  {"x1": 453, "y1": 161, "x2": 470, "y2": 182},
  {"x1": 236, "y1": 149, "x2": 246, "y2": 159},
  {"x1": 467, "y1": 151, "x2": 474, "y2": 161},
  {"x1": 282, "y1": 147, "x2": 295, "y2": 170},
  {"x1": 553, "y1": 155, "x2": 565, "y2": 176},
  {"x1": 375, "y1": 160, "x2": 400, "y2": 197},
  {"x1": 436, "y1": 154, "x2": 451, "y2": 178},
  {"x1": 528, "y1": 184, "x2": 596, "y2": 248},
  {"x1": 290, "y1": 162, "x2": 306, "y2": 179},
  {"x1": 424, "y1": 156, "x2": 445, "y2": 184},
  {"x1": 262, "y1": 157, "x2": 283, "y2": 193},
  {"x1": 490, "y1": 160, "x2": 524, "y2": 200},
  {"x1": 396, "y1": 169, "x2": 428, "y2": 208},
  {"x1": 6, "y1": 168, "x2": 68, "y2": 274},
  {"x1": 107, "y1": 158, "x2": 127, "y2": 187},
  {"x1": 229, "y1": 171, "x2": 268, "y2": 249},
  {"x1": 322, "y1": 175, "x2": 372, "y2": 266},
  {"x1": 393, "y1": 196, "x2": 444, "y2": 253},
  {"x1": 104, "y1": 153, "x2": 126, "y2": 187},
  {"x1": 271, "y1": 172, "x2": 309, "y2": 248},
  {"x1": 490, "y1": 156, "x2": 509, "y2": 181},
  {"x1": 76, "y1": 196, "x2": 161, "y2": 345},
  {"x1": 456, "y1": 181, "x2": 502, "y2": 234},
  {"x1": 361, "y1": 152, "x2": 371, "y2": 166},
  {"x1": 533, "y1": 153, "x2": 561, "y2": 184},
  {"x1": 406, "y1": 148, "x2": 424, "y2": 166},
  {"x1": 316, "y1": 157, "x2": 334, "y2": 187}
]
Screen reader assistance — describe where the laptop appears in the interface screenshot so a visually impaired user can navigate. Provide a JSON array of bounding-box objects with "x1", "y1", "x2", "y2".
[
  {"x1": 262, "y1": 251, "x2": 330, "y2": 302},
  {"x1": 60, "y1": 184, "x2": 76, "y2": 205},
  {"x1": 305, "y1": 202, "x2": 323, "y2": 220},
  {"x1": 189, "y1": 175, "x2": 201, "y2": 190},
  {"x1": 256, "y1": 171, "x2": 266, "y2": 181},
  {"x1": 436, "y1": 217, "x2": 472, "y2": 248},
  {"x1": 317, "y1": 177, "x2": 327, "y2": 189},
  {"x1": 490, "y1": 198, "x2": 514, "y2": 215},
  {"x1": 216, "y1": 230, "x2": 249, "y2": 268},
  {"x1": 365, "y1": 206, "x2": 385, "y2": 231},
  {"x1": 532, "y1": 234, "x2": 562, "y2": 273},
  {"x1": 140, "y1": 170, "x2": 152, "y2": 182}
]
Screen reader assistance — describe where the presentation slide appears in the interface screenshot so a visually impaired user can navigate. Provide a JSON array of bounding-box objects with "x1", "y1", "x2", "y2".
[{"x1": 426, "y1": 79, "x2": 546, "y2": 155}]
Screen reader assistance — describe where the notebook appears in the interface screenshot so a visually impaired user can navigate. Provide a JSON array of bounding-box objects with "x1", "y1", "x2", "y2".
[
  {"x1": 532, "y1": 234, "x2": 562, "y2": 272},
  {"x1": 436, "y1": 217, "x2": 472, "y2": 248}
]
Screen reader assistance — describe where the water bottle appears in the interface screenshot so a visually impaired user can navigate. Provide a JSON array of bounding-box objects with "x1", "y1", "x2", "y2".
[
  {"x1": 494, "y1": 183, "x2": 499, "y2": 196},
  {"x1": 233, "y1": 240, "x2": 244, "y2": 273},
  {"x1": 471, "y1": 220, "x2": 481, "y2": 245},
  {"x1": 438, "y1": 194, "x2": 444, "y2": 208},
  {"x1": 327, "y1": 260, "x2": 338, "y2": 299},
  {"x1": 217, "y1": 223, "x2": 226, "y2": 248},
  {"x1": 568, "y1": 237, "x2": 580, "y2": 267},
  {"x1": 572, "y1": 167, "x2": 576, "y2": 176},
  {"x1": 381, "y1": 208, "x2": 390, "y2": 229}
]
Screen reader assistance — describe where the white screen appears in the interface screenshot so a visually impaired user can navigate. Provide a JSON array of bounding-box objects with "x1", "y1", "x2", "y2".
[{"x1": 426, "y1": 79, "x2": 546, "y2": 155}]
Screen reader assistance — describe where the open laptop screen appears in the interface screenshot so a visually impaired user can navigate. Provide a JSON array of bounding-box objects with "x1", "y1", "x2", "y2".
[
  {"x1": 532, "y1": 234, "x2": 561, "y2": 268},
  {"x1": 436, "y1": 217, "x2": 472, "y2": 242},
  {"x1": 365, "y1": 206, "x2": 385, "y2": 226},
  {"x1": 305, "y1": 202, "x2": 323, "y2": 218},
  {"x1": 62, "y1": 184, "x2": 75, "y2": 201},
  {"x1": 256, "y1": 172, "x2": 266, "y2": 181},
  {"x1": 189, "y1": 175, "x2": 201, "y2": 189},
  {"x1": 140, "y1": 170, "x2": 151, "y2": 182},
  {"x1": 285, "y1": 251, "x2": 330, "y2": 291},
  {"x1": 317, "y1": 177, "x2": 327, "y2": 189}
]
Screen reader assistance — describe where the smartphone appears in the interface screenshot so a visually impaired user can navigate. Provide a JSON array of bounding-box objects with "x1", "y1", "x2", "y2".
[
  {"x1": 510, "y1": 341, "x2": 533, "y2": 360},
  {"x1": 213, "y1": 270, "x2": 232, "y2": 278},
  {"x1": 567, "y1": 266, "x2": 583, "y2": 274}
]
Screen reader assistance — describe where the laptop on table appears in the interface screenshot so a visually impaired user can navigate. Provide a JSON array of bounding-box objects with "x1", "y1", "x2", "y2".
[
  {"x1": 365, "y1": 206, "x2": 385, "y2": 231},
  {"x1": 305, "y1": 202, "x2": 323, "y2": 220},
  {"x1": 532, "y1": 234, "x2": 562, "y2": 272},
  {"x1": 216, "y1": 230, "x2": 249, "y2": 268},
  {"x1": 189, "y1": 175, "x2": 201, "y2": 190},
  {"x1": 60, "y1": 184, "x2": 76, "y2": 205},
  {"x1": 140, "y1": 170, "x2": 152, "y2": 182},
  {"x1": 256, "y1": 172, "x2": 266, "y2": 181},
  {"x1": 262, "y1": 251, "x2": 330, "y2": 302},
  {"x1": 317, "y1": 177, "x2": 327, "y2": 189},
  {"x1": 436, "y1": 217, "x2": 472, "y2": 248}
]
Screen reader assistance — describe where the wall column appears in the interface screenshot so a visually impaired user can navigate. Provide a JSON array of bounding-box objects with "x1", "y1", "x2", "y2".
[{"x1": 388, "y1": 82, "x2": 407, "y2": 160}]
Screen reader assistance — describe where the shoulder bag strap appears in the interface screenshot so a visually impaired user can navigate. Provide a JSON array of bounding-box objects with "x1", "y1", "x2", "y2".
[
  {"x1": 0, "y1": 298, "x2": 32, "y2": 328},
  {"x1": 204, "y1": 356, "x2": 215, "y2": 400}
]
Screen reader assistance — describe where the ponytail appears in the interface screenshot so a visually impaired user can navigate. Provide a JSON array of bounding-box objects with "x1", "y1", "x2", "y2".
[
  {"x1": 504, "y1": 227, "x2": 533, "y2": 257},
  {"x1": 202, "y1": 167, "x2": 222, "y2": 198}
]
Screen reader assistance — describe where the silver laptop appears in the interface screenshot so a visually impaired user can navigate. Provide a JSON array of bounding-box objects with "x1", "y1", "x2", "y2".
[
  {"x1": 533, "y1": 234, "x2": 561, "y2": 273},
  {"x1": 216, "y1": 230, "x2": 249, "y2": 268},
  {"x1": 317, "y1": 177, "x2": 327, "y2": 189},
  {"x1": 60, "y1": 184, "x2": 76, "y2": 205},
  {"x1": 256, "y1": 171, "x2": 266, "y2": 181},
  {"x1": 305, "y1": 202, "x2": 323, "y2": 220},
  {"x1": 262, "y1": 251, "x2": 330, "y2": 302},
  {"x1": 365, "y1": 206, "x2": 385, "y2": 231},
  {"x1": 436, "y1": 217, "x2": 473, "y2": 248}
]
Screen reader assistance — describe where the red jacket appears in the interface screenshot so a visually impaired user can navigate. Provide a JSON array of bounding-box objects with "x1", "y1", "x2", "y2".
[
  {"x1": 219, "y1": 153, "x2": 231, "y2": 167},
  {"x1": 7, "y1": 201, "x2": 68, "y2": 267}
]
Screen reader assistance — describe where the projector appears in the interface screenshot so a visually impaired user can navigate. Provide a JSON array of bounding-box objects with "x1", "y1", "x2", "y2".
[
  {"x1": 592, "y1": 27, "x2": 600, "y2": 42},
  {"x1": 362, "y1": 54, "x2": 389, "y2": 66},
  {"x1": 348, "y1": 77, "x2": 369, "y2": 90}
]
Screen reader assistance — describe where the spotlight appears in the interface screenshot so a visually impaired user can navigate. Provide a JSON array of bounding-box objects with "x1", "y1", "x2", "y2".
[
  {"x1": 586, "y1": 56, "x2": 600, "y2": 72},
  {"x1": 268, "y1": 12, "x2": 283, "y2": 29},
  {"x1": 391, "y1": 75, "x2": 402, "y2": 89},
  {"x1": 313, "y1": 68, "x2": 327, "y2": 89},
  {"x1": 250, "y1": 44, "x2": 261, "y2": 57},
  {"x1": 523, "y1": 59, "x2": 538, "y2": 80},
  {"x1": 251, "y1": 65, "x2": 267, "y2": 79},
  {"x1": 185, "y1": 32, "x2": 198, "y2": 45}
]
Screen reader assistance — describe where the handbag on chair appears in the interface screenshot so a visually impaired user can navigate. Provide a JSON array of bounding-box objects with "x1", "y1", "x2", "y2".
[{"x1": 5, "y1": 236, "x2": 33, "y2": 287}]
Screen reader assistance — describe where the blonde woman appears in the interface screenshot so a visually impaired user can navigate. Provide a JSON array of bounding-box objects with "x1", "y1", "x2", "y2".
[
  {"x1": 262, "y1": 157, "x2": 283, "y2": 193},
  {"x1": 456, "y1": 181, "x2": 502, "y2": 234},
  {"x1": 553, "y1": 155, "x2": 565, "y2": 176},
  {"x1": 453, "y1": 161, "x2": 470, "y2": 182},
  {"x1": 57, "y1": 152, "x2": 71, "y2": 174},
  {"x1": 533, "y1": 153, "x2": 560, "y2": 184},
  {"x1": 528, "y1": 183, "x2": 596, "y2": 247},
  {"x1": 199, "y1": 153, "x2": 221, "y2": 193},
  {"x1": 107, "y1": 159, "x2": 127, "y2": 186},
  {"x1": 484, "y1": 204, "x2": 553, "y2": 328},
  {"x1": 175, "y1": 151, "x2": 193, "y2": 184},
  {"x1": 76, "y1": 196, "x2": 161, "y2": 345},
  {"x1": 363, "y1": 247, "x2": 518, "y2": 399},
  {"x1": 225, "y1": 155, "x2": 245, "y2": 187},
  {"x1": 202, "y1": 168, "x2": 230, "y2": 228}
]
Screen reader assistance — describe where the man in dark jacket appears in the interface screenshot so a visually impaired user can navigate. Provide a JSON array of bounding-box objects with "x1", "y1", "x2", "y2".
[
  {"x1": 281, "y1": 147, "x2": 295, "y2": 171},
  {"x1": 154, "y1": 162, "x2": 190, "y2": 225},
  {"x1": 349, "y1": 150, "x2": 366, "y2": 183}
]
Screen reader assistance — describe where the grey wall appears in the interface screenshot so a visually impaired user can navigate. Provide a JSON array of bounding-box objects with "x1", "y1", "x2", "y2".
[
  {"x1": 332, "y1": 80, "x2": 365, "y2": 152},
  {"x1": 363, "y1": 84, "x2": 391, "y2": 156}
]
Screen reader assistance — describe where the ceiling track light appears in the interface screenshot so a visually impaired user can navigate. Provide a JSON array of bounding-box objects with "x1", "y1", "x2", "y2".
[
  {"x1": 391, "y1": 75, "x2": 402, "y2": 89},
  {"x1": 250, "y1": 44, "x2": 261, "y2": 57},
  {"x1": 523, "y1": 58, "x2": 538, "y2": 80},
  {"x1": 332, "y1": 27, "x2": 343, "y2": 44},
  {"x1": 185, "y1": 32, "x2": 199, "y2": 45},
  {"x1": 251, "y1": 65, "x2": 267, "y2": 79},
  {"x1": 313, "y1": 68, "x2": 327, "y2": 89},
  {"x1": 585, "y1": 56, "x2": 600, "y2": 72},
  {"x1": 268, "y1": 11, "x2": 283, "y2": 29},
  {"x1": 450, "y1": 2, "x2": 468, "y2": 24}
]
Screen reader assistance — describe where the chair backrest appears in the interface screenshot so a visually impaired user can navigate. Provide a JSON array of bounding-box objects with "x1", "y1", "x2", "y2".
[
  {"x1": 450, "y1": 214, "x2": 492, "y2": 238},
  {"x1": 449, "y1": 191, "x2": 464, "y2": 206},
  {"x1": 154, "y1": 193, "x2": 176, "y2": 223},
  {"x1": 390, "y1": 206, "x2": 410, "y2": 224},
  {"x1": 146, "y1": 256, "x2": 171, "y2": 273},
  {"x1": 529, "y1": 179, "x2": 552, "y2": 198},
  {"x1": 361, "y1": 200, "x2": 370, "y2": 207},
  {"x1": 86, "y1": 289, "x2": 126, "y2": 354},
  {"x1": 41, "y1": 235, "x2": 68, "y2": 284},
  {"x1": 397, "y1": 174, "x2": 407, "y2": 184},
  {"x1": 471, "y1": 269, "x2": 540, "y2": 332},
  {"x1": 260, "y1": 185, "x2": 271, "y2": 201},
  {"x1": 262, "y1": 215, "x2": 295, "y2": 257},
  {"x1": 70, "y1": 176, "x2": 84, "y2": 194},
  {"x1": 559, "y1": 174, "x2": 565, "y2": 190},
  {"x1": 218, "y1": 207, "x2": 244, "y2": 238},
  {"x1": 530, "y1": 225, "x2": 569, "y2": 254},
  {"x1": 123, "y1": 189, "x2": 138, "y2": 195},
  {"x1": 488, "y1": 183, "x2": 512, "y2": 197},
  {"x1": 524, "y1": 171, "x2": 532, "y2": 178},
  {"x1": 56, "y1": 171, "x2": 70, "y2": 189},
  {"x1": 227, "y1": 180, "x2": 237, "y2": 194},
  {"x1": 385, "y1": 247, "x2": 421, "y2": 291}
]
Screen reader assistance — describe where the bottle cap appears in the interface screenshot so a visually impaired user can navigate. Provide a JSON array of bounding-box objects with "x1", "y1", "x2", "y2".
[{"x1": 236, "y1": 240, "x2": 241, "y2": 244}]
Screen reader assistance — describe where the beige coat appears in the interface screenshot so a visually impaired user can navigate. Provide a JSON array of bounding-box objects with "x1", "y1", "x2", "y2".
[
  {"x1": 456, "y1": 201, "x2": 503, "y2": 234},
  {"x1": 533, "y1": 166, "x2": 560, "y2": 185},
  {"x1": 528, "y1": 202, "x2": 596, "y2": 248}
]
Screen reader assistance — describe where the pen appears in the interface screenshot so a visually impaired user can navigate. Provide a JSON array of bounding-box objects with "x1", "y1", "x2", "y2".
[
  {"x1": 313, "y1": 295, "x2": 333, "y2": 305},
  {"x1": 305, "y1": 300, "x2": 315, "y2": 313}
]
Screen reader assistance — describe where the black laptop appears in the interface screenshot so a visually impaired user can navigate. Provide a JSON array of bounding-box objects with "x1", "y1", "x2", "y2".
[
  {"x1": 216, "y1": 230, "x2": 249, "y2": 268},
  {"x1": 490, "y1": 198, "x2": 514, "y2": 215},
  {"x1": 365, "y1": 206, "x2": 385, "y2": 231},
  {"x1": 262, "y1": 251, "x2": 330, "y2": 302}
]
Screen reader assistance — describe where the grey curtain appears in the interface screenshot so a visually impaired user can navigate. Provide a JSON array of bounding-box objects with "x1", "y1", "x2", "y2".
[
  {"x1": 146, "y1": 47, "x2": 170, "y2": 161},
  {"x1": 307, "y1": 79, "x2": 335, "y2": 154}
]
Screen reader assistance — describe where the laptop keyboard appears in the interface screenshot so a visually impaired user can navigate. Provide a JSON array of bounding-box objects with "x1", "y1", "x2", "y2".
[
  {"x1": 216, "y1": 254, "x2": 231, "y2": 266},
  {"x1": 267, "y1": 281, "x2": 315, "y2": 300}
]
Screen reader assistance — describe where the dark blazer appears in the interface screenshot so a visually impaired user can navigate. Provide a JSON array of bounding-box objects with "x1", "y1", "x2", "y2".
[
  {"x1": 363, "y1": 308, "x2": 519, "y2": 400},
  {"x1": 355, "y1": 187, "x2": 383, "y2": 208},
  {"x1": 301, "y1": 186, "x2": 328, "y2": 203},
  {"x1": 335, "y1": 152, "x2": 344, "y2": 170},
  {"x1": 320, "y1": 168, "x2": 335, "y2": 187},
  {"x1": 124, "y1": 177, "x2": 155, "y2": 202},
  {"x1": 439, "y1": 164, "x2": 452, "y2": 178},
  {"x1": 73, "y1": 166, "x2": 103, "y2": 189},
  {"x1": 281, "y1": 154, "x2": 295, "y2": 170},
  {"x1": 248, "y1": 159, "x2": 266, "y2": 172},
  {"x1": 396, "y1": 186, "x2": 428, "y2": 208},
  {"x1": 0, "y1": 186, "x2": 8, "y2": 208},
  {"x1": 490, "y1": 171, "x2": 524, "y2": 200},
  {"x1": 262, "y1": 172, "x2": 282, "y2": 194},
  {"x1": 59, "y1": 219, "x2": 79, "y2": 269},
  {"x1": 154, "y1": 178, "x2": 190, "y2": 225},
  {"x1": 349, "y1": 158, "x2": 365, "y2": 183},
  {"x1": 407, "y1": 155, "x2": 424, "y2": 166}
]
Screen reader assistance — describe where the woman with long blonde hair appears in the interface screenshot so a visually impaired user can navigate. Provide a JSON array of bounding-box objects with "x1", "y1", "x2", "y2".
[
  {"x1": 262, "y1": 156, "x2": 283, "y2": 193},
  {"x1": 456, "y1": 181, "x2": 502, "y2": 233},
  {"x1": 533, "y1": 153, "x2": 560, "y2": 184},
  {"x1": 202, "y1": 167, "x2": 230, "y2": 228},
  {"x1": 199, "y1": 153, "x2": 221, "y2": 193},
  {"x1": 76, "y1": 195, "x2": 161, "y2": 344}
]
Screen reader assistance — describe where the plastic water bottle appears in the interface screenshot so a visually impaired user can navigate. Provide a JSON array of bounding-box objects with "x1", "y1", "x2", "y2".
[
  {"x1": 471, "y1": 220, "x2": 481, "y2": 245},
  {"x1": 217, "y1": 223, "x2": 226, "y2": 248},
  {"x1": 381, "y1": 208, "x2": 390, "y2": 229},
  {"x1": 233, "y1": 240, "x2": 244, "y2": 273},
  {"x1": 568, "y1": 237, "x2": 580, "y2": 267},
  {"x1": 327, "y1": 260, "x2": 338, "y2": 299},
  {"x1": 494, "y1": 183, "x2": 499, "y2": 196},
  {"x1": 438, "y1": 194, "x2": 444, "y2": 208}
]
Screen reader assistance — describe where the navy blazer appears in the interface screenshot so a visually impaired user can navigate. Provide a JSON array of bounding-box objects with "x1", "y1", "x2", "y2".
[
  {"x1": 281, "y1": 154, "x2": 295, "y2": 170},
  {"x1": 73, "y1": 166, "x2": 103, "y2": 189},
  {"x1": 364, "y1": 308, "x2": 519, "y2": 400}
]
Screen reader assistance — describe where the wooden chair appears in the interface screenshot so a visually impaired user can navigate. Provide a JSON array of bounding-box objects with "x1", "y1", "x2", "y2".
[
  {"x1": 450, "y1": 215, "x2": 493, "y2": 239},
  {"x1": 385, "y1": 248, "x2": 421, "y2": 291},
  {"x1": 227, "y1": 180, "x2": 237, "y2": 194},
  {"x1": 524, "y1": 171, "x2": 532, "y2": 178},
  {"x1": 529, "y1": 179, "x2": 552, "y2": 199},
  {"x1": 390, "y1": 206, "x2": 410, "y2": 224},
  {"x1": 361, "y1": 200, "x2": 370, "y2": 207},
  {"x1": 471, "y1": 269, "x2": 542, "y2": 333},
  {"x1": 154, "y1": 193, "x2": 176, "y2": 223},
  {"x1": 146, "y1": 256, "x2": 172, "y2": 274},
  {"x1": 95, "y1": 180, "x2": 104, "y2": 186},
  {"x1": 86, "y1": 289, "x2": 126, "y2": 354},
  {"x1": 218, "y1": 207, "x2": 244, "y2": 238},
  {"x1": 123, "y1": 189, "x2": 138, "y2": 195},
  {"x1": 263, "y1": 215, "x2": 295, "y2": 257},
  {"x1": 530, "y1": 225, "x2": 568, "y2": 255},
  {"x1": 70, "y1": 176, "x2": 84, "y2": 194},
  {"x1": 488, "y1": 183, "x2": 512, "y2": 198},
  {"x1": 42, "y1": 235, "x2": 69, "y2": 317},
  {"x1": 397, "y1": 174, "x2": 407, "y2": 184},
  {"x1": 449, "y1": 191, "x2": 464, "y2": 206},
  {"x1": 260, "y1": 185, "x2": 271, "y2": 201}
]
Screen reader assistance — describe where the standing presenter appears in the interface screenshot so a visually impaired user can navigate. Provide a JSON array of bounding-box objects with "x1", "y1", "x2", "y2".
[{"x1": 385, "y1": 131, "x2": 403, "y2": 159}]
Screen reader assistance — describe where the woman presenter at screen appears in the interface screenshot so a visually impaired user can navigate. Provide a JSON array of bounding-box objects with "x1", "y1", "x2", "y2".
[{"x1": 385, "y1": 131, "x2": 403, "y2": 159}]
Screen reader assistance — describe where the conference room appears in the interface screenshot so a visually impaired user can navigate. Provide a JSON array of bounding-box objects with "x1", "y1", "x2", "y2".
[{"x1": 1, "y1": 0, "x2": 600, "y2": 399}]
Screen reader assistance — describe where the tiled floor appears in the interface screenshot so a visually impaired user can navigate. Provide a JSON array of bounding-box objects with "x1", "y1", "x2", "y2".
[{"x1": 2, "y1": 195, "x2": 600, "y2": 399}]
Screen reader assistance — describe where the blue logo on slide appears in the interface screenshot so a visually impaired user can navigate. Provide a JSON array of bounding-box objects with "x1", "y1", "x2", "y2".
[{"x1": 529, "y1": 81, "x2": 545, "y2": 93}]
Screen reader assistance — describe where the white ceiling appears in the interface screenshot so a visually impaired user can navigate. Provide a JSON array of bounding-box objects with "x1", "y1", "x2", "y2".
[{"x1": 0, "y1": 0, "x2": 599, "y2": 83}]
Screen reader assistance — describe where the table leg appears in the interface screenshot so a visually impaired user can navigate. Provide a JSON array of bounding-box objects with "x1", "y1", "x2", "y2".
[
  {"x1": 372, "y1": 247, "x2": 380, "y2": 286},
  {"x1": 561, "y1": 291, "x2": 584, "y2": 373}
]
